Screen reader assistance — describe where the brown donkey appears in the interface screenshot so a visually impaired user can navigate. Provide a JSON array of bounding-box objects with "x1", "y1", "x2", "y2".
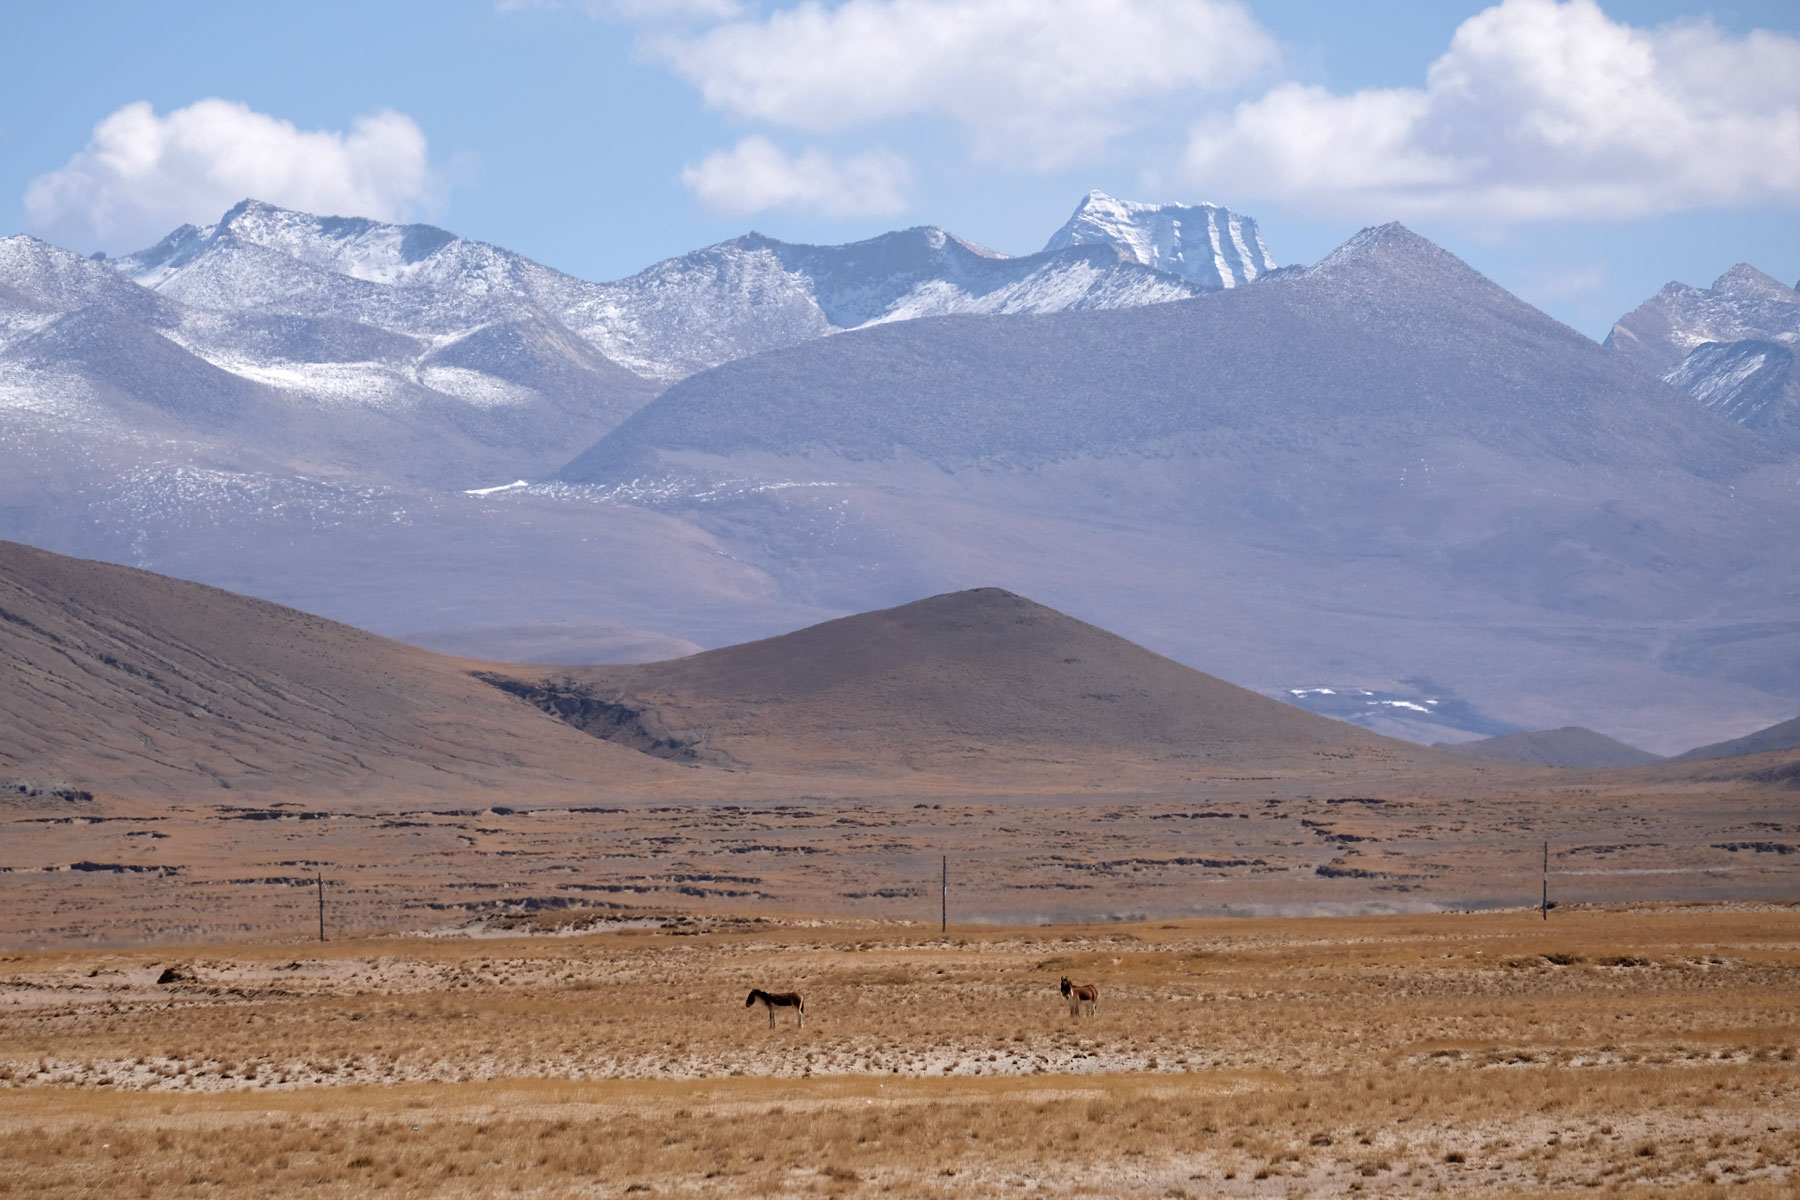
[{"x1": 1060, "y1": 976, "x2": 1099, "y2": 1017}]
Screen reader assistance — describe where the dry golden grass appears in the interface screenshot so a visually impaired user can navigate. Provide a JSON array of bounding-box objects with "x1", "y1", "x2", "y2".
[{"x1": 2, "y1": 905, "x2": 1797, "y2": 1196}]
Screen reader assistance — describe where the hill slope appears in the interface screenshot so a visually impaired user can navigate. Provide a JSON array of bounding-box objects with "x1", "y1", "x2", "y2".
[
  {"x1": 1672, "y1": 713, "x2": 1800, "y2": 763},
  {"x1": 0, "y1": 539, "x2": 667, "y2": 801},
  {"x1": 1438, "y1": 727, "x2": 1661, "y2": 768},
  {"x1": 2, "y1": 543, "x2": 1472, "y2": 801},
  {"x1": 538, "y1": 588, "x2": 1454, "y2": 776}
]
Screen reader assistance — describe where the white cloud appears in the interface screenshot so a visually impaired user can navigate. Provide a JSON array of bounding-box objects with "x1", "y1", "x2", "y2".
[
  {"x1": 681, "y1": 135, "x2": 910, "y2": 216},
  {"x1": 1183, "y1": 0, "x2": 1800, "y2": 222},
  {"x1": 648, "y1": 0, "x2": 1278, "y2": 169},
  {"x1": 25, "y1": 99, "x2": 441, "y2": 251}
]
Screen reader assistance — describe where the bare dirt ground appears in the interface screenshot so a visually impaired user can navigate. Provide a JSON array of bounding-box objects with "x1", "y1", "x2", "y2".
[
  {"x1": 2, "y1": 906, "x2": 1796, "y2": 1196},
  {"x1": 5, "y1": 780, "x2": 1796, "y2": 947}
]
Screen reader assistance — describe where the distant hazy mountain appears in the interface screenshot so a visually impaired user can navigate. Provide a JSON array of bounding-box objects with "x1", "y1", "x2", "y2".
[
  {"x1": 555, "y1": 223, "x2": 1800, "y2": 753},
  {"x1": 1438, "y1": 727, "x2": 1661, "y2": 768},
  {"x1": 1672, "y1": 713, "x2": 1800, "y2": 763},
  {"x1": 1608, "y1": 265, "x2": 1800, "y2": 452},
  {"x1": 563, "y1": 223, "x2": 1762, "y2": 480},
  {"x1": 1044, "y1": 190, "x2": 1277, "y2": 289}
]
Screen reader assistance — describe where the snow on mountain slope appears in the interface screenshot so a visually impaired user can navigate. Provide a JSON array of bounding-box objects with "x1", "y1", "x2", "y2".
[
  {"x1": 0, "y1": 236, "x2": 170, "y2": 320},
  {"x1": 1608, "y1": 264, "x2": 1800, "y2": 374},
  {"x1": 1608, "y1": 265, "x2": 1800, "y2": 453},
  {"x1": 1044, "y1": 191, "x2": 1276, "y2": 290},
  {"x1": 1, "y1": 218, "x2": 658, "y2": 487},
  {"x1": 1, "y1": 191, "x2": 1269, "y2": 499},
  {"x1": 116, "y1": 197, "x2": 1228, "y2": 384},
  {"x1": 560, "y1": 227, "x2": 1204, "y2": 380}
]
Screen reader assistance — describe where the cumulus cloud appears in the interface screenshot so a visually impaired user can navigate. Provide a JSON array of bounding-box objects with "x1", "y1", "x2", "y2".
[
  {"x1": 25, "y1": 99, "x2": 441, "y2": 251},
  {"x1": 648, "y1": 0, "x2": 1278, "y2": 169},
  {"x1": 1183, "y1": 0, "x2": 1800, "y2": 222},
  {"x1": 681, "y1": 135, "x2": 910, "y2": 216}
]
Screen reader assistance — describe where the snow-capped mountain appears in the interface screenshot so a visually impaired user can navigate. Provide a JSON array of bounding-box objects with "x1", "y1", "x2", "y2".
[
  {"x1": 563, "y1": 227, "x2": 1204, "y2": 381},
  {"x1": 113, "y1": 197, "x2": 1235, "y2": 385},
  {"x1": 1608, "y1": 264, "x2": 1800, "y2": 451},
  {"x1": 1, "y1": 193, "x2": 1260, "y2": 494},
  {"x1": 0, "y1": 226, "x2": 659, "y2": 490},
  {"x1": 1044, "y1": 191, "x2": 1276, "y2": 290}
]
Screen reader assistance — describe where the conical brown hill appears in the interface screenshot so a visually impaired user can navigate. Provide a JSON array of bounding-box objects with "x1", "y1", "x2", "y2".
[
  {"x1": 0, "y1": 540, "x2": 669, "y2": 803},
  {"x1": 570, "y1": 588, "x2": 1445, "y2": 777}
]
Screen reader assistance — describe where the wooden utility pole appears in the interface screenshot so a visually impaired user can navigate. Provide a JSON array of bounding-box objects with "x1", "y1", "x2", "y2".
[
  {"x1": 317, "y1": 871, "x2": 326, "y2": 942},
  {"x1": 1541, "y1": 842, "x2": 1548, "y2": 921},
  {"x1": 941, "y1": 855, "x2": 947, "y2": 934}
]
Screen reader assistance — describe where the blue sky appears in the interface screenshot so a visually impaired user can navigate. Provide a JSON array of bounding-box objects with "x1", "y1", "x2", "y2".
[{"x1": 5, "y1": 0, "x2": 1798, "y2": 337}]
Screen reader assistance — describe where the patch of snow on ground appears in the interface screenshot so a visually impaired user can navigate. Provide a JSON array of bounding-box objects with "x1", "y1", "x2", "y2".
[{"x1": 416, "y1": 365, "x2": 537, "y2": 408}]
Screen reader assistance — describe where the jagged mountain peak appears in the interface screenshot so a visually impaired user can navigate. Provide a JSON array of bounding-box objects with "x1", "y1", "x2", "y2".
[
  {"x1": 1712, "y1": 263, "x2": 1800, "y2": 305},
  {"x1": 1044, "y1": 190, "x2": 1275, "y2": 289},
  {"x1": 1605, "y1": 259, "x2": 1800, "y2": 451},
  {"x1": 117, "y1": 198, "x2": 467, "y2": 291}
]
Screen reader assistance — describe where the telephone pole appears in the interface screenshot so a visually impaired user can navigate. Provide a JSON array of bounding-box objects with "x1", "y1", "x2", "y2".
[
  {"x1": 941, "y1": 855, "x2": 947, "y2": 935},
  {"x1": 1541, "y1": 842, "x2": 1548, "y2": 921},
  {"x1": 317, "y1": 871, "x2": 326, "y2": 942}
]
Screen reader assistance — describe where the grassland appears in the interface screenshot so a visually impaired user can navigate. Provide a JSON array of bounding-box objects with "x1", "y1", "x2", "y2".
[{"x1": 2, "y1": 904, "x2": 1797, "y2": 1196}]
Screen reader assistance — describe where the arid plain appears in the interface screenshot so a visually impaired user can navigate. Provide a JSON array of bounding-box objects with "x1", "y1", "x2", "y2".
[
  {"x1": 4, "y1": 540, "x2": 1800, "y2": 1195},
  {"x1": 2, "y1": 907, "x2": 1798, "y2": 1197}
]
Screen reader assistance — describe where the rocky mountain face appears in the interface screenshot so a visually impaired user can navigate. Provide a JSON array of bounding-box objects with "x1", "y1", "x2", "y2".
[
  {"x1": 554, "y1": 224, "x2": 1800, "y2": 753},
  {"x1": 1044, "y1": 190, "x2": 1277, "y2": 289},
  {"x1": 1608, "y1": 264, "x2": 1800, "y2": 452}
]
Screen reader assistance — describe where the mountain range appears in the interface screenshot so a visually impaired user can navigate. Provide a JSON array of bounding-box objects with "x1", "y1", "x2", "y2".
[
  {"x1": 551, "y1": 223, "x2": 1800, "y2": 752},
  {"x1": 2, "y1": 195, "x2": 1797, "y2": 755}
]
